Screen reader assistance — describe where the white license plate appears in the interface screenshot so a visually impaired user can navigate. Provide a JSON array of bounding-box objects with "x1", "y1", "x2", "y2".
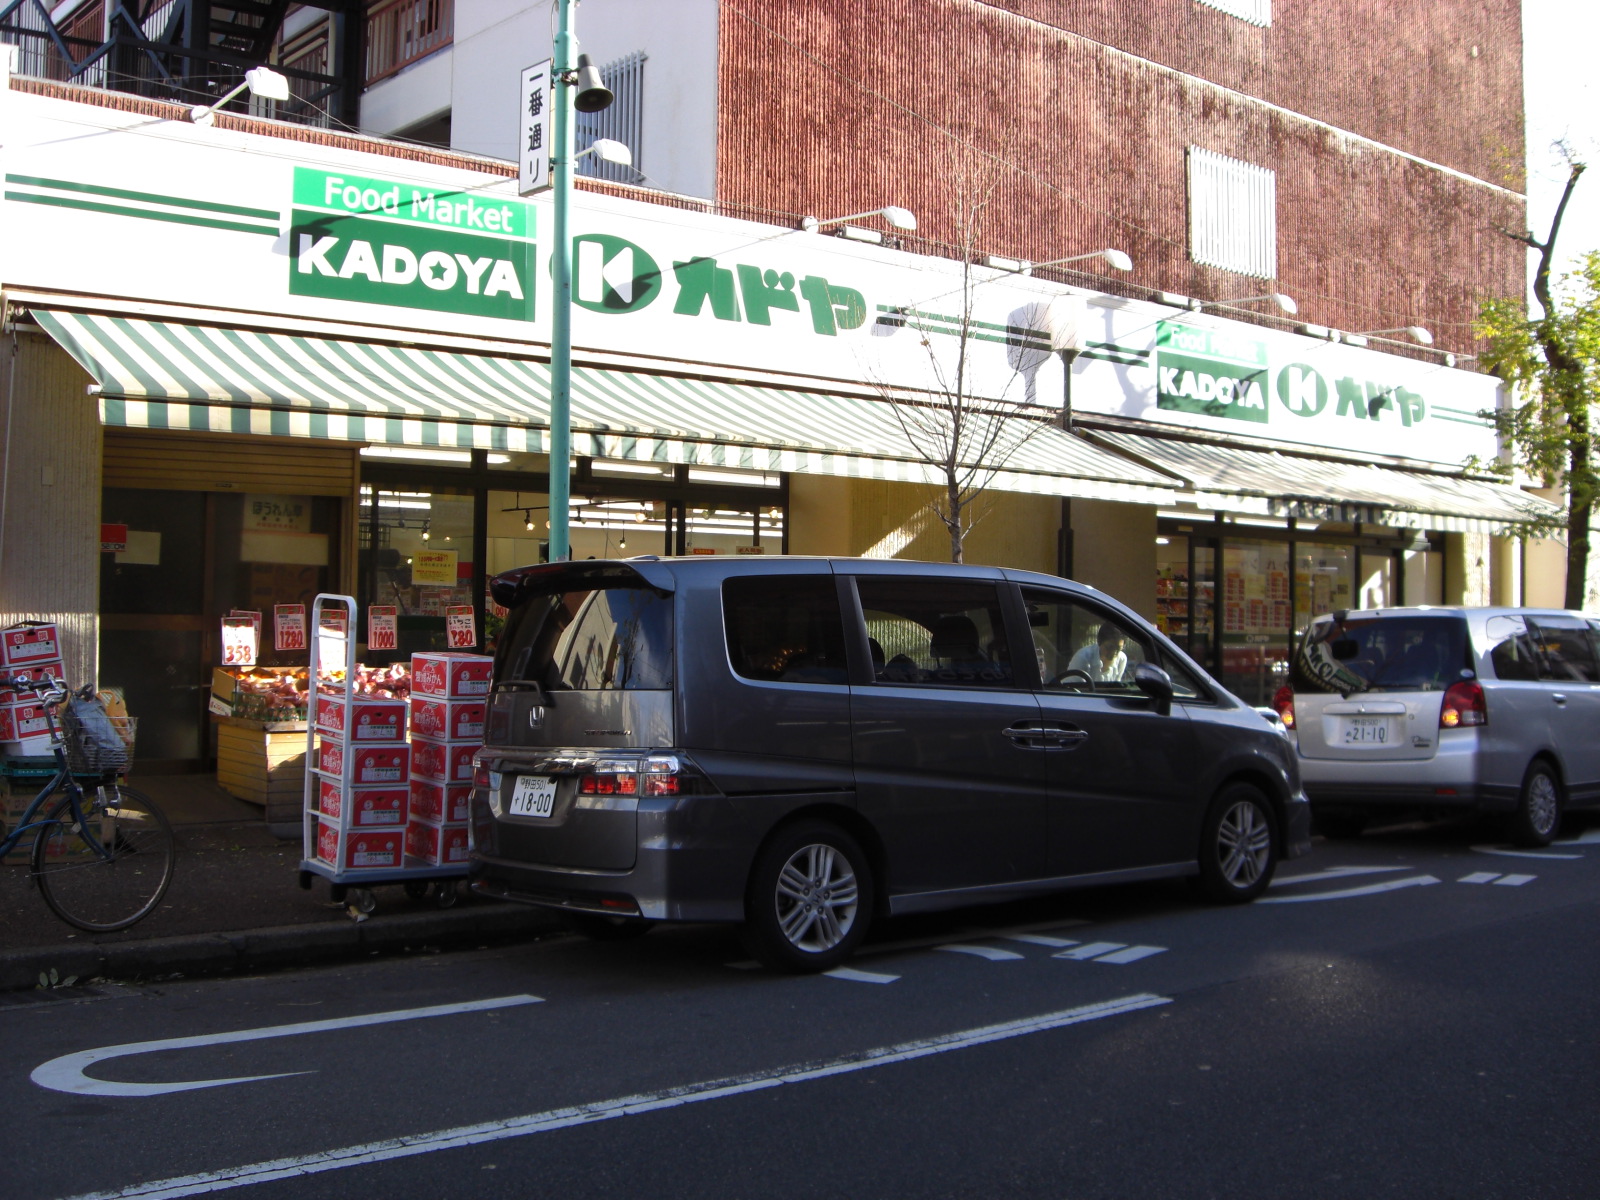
[
  {"x1": 1342, "y1": 717, "x2": 1389, "y2": 744},
  {"x1": 509, "y1": 775, "x2": 557, "y2": 818}
]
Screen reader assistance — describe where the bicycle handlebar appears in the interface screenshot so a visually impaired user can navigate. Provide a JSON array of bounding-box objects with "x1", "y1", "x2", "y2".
[{"x1": 0, "y1": 672, "x2": 77, "y2": 705}]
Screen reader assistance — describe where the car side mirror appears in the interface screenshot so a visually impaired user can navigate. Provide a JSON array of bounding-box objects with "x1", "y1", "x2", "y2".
[{"x1": 1132, "y1": 662, "x2": 1174, "y2": 717}]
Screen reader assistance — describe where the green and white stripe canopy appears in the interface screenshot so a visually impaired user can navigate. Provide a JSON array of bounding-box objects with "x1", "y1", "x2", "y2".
[{"x1": 33, "y1": 308, "x2": 1178, "y2": 504}]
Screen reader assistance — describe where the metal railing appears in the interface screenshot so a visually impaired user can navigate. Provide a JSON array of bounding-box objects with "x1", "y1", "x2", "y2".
[{"x1": 366, "y1": 0, "x2": 452, "y2": 86}]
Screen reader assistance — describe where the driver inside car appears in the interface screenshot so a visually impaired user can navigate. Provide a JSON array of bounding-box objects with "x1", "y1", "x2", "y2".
[{"x1": 1068, "y1": 623, "x2": 1129, "y2": 683}]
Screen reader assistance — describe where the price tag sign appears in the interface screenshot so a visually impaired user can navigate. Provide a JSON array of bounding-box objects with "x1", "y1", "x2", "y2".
[
  {"x1": 446, "y1": 606, "x2": 477, "y2": 649},
  {"x1": 221, "y1": 616, "x2": 258, "y2": 666},
  {"x1": 317, "y1": 611, "x2": 349, "y2": 679},
  {"x1": 368, "y1": 605, "x2": 398, "y2": 651},
  {"x1": 275, "y1": 603, "x2": 307, "y2": 651}
]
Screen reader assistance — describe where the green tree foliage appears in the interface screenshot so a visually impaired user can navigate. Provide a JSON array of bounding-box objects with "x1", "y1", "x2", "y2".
[{"x1": 1477, "y1": 162, "x2": 1600, "y2": 608}]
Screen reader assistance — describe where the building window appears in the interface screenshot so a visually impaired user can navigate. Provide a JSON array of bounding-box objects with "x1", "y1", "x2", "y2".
[
  {"x1": 1195, "y1": 0, "x2": 1271, "y2": 27},
  {"x1": 1187, "y1": 146, "x2": 1277, "y2": 279},
  {"x1": 577, "y1": 50, "x2": 645, "y2": 184}
]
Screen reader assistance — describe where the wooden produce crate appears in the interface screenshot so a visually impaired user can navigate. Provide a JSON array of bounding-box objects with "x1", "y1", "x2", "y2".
[{"x1": 215, "y1": 716, "x2": 308, "y2": 825}]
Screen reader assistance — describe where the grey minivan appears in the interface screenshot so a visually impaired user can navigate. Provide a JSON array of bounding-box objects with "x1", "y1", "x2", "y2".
[
  {"x1": 1281, "y1": 606, "x2": 1600, "y2": 846},
  {"x1": 469, "y1": 557, "x2": 1311, "y2": 971}
]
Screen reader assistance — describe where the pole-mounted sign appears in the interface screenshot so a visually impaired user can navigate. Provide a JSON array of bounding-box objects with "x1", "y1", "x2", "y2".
[{"x1": 519, "y1": 60, "x2": 552, "y2": 196}]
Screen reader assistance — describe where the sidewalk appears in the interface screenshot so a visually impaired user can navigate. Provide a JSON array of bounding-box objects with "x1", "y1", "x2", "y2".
[{"x1": 0, "y1": 774, "x2": 558, "y2": 991}]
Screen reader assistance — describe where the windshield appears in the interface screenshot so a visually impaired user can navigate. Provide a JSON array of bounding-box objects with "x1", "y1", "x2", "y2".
[
  {"x1": 1292, "y1": 615, "x2": 1467, "y2": 695},
  {"x1": 497, "y1": 584, "x2": 673, "y2": 691}
]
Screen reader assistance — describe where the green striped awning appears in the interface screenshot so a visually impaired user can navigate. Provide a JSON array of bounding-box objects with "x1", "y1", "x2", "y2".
[
  {"x1": 1088, "y1": 430, "x2": 1560, "y2": 534},
  {"x1": 32, "y1": 308, "x2": 1180, "y2": 504}
]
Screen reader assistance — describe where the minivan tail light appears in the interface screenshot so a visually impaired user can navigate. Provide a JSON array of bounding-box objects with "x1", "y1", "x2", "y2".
[
  {"x1": 1440, "y1": 680, "x2": 1486, "y2": 728},
  {"x1": 1272, "y1": 684, "x2": 1296, "y2": 730},
  {"x1": 576, "y1": 755, "x2": 683, "y2": 797}
]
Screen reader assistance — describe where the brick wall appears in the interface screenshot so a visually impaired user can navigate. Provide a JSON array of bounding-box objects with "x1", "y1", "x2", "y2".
[{"x1": 717, "y1": 0, "x2": 1525, "y2": 354}]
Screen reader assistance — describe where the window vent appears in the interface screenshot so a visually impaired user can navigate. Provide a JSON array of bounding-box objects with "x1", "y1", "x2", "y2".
[
  {"x1": 1187, "y1": 147, "x2": 1277, "y2": 280},
  {"x1": 576, "y1": 50, "x2": 646, "y2": 184},
  {"x1": 1195, "y1": 0, "x2": 1271, "y2": 27}
]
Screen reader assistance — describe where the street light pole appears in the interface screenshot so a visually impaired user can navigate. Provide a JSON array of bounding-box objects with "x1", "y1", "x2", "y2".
[{"x1": 548, "y1": 0, "x2": 576, "y2": 562}]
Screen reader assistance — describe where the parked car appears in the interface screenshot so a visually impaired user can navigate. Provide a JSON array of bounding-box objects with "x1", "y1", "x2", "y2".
[
  {"x1": 1275, "y1": 605, "x2": 1600, "y2": 846},
  {"x1": 469, "y1": 557, "x2": 1311, "y2": 971}
]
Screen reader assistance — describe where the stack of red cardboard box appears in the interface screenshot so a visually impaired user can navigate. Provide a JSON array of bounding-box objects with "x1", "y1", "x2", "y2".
[
  {"x1": 406, "y1": 652, "x2": 491, "y2": 867},
  {"x1": 0, "y1": 622, "x2": 65, "y2": 755},
  {"x1": 310, "y1": 686, "x2": 410, "y2": 872}
]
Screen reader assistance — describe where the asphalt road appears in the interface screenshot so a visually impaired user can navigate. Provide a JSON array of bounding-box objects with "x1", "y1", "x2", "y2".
[{"x1": 6, "y1": 816, "x2": 1599, "y2": 1200}]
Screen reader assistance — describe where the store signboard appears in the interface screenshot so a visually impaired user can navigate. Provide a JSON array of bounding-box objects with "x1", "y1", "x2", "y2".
[
  {"x1": 99, "y1": 523, "x2": 128, "y2": 553},
  {"x1": 411, "y1": 550, "x2": 459, "y2": 586},
  {"x1": 244, "y1": 494, "x2": 311, "y2": 533},
  {"x1": 0, "y1": 92, "x2": 1503, "y2": 468}
]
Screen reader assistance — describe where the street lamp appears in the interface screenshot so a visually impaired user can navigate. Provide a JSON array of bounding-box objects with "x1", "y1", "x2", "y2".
[
  {"x1": 1195, "y1": 292, "x2": 1298, "y2": 315},
  {"x1": 548, "y1": 2, "x2": 615, "y2": 562},
  {"x1": 185, "y1": 66, "x2": 290, "y2": 125},
  {"x1": 1349, "y1": 325, "x2": 1434, "y2": 346},
  {"x1": 799, "y1": 206, "x2": 918, "y2": 234},
  {"x1": 983, "y1": 249, "x2": 1134, "y2": 275}
]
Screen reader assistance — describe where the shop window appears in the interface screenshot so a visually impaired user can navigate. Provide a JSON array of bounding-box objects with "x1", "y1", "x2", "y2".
[
  {"x1": 1156, "y1": 535, "x2": 1215, "y2": 663},
  {"x1": 1187, "y1": 147, "x2": 1277, "y2": 279},
  {"x1": 361, "y1": 487, "x2": 475, "y2": 658},
  {"x1": 857, "y1": 579, "x2": 1014, "y2": 688},
  {"x1": 1221, "y1": 539, "x2": 1291, "y2": 705},
  {"x1": 722, "y1": 576, "x2": 847, "y2": 685}
]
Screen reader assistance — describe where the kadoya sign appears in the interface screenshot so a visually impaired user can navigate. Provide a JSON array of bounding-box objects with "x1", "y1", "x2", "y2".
[{"x1": 0, "y1": 90, "x2": 1499, "y2": 467}]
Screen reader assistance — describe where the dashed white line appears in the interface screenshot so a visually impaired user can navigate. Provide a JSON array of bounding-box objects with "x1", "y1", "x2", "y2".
[
  {"x1": 1004, "y1": 933, "x2": 1081, "y2": 948},
  {"x1": 1053, "y1": 942, "x2": 1128, "y2": 960},
  {"x1": 58, "y1": 994, "x2": 1174, "y2": 1200},
  {"x1": 1458, "y1": 872, "x2": 1501, "y2": 884},
  {"x1": 1092, "y1": 945, "x2": 1167, "y2": 965},
  {"x1": 936, "y1": 943, "x2": 1026, "y2": 961},
  {"x1": 1493, "y1": 873, "x2": 1535, "y2": 886},
  {"x1": 1256, "y1": 875, "x2": 1441, "y2": 903},
  {"x1": 1470, "y1": 845, "x2": 1582, "y2": 861},
  {"x1": 824, "y1": 966, "x2": 901, "y2": 984}
]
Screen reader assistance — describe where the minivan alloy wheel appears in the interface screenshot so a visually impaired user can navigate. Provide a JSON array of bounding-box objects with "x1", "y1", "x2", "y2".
[
  {"x1": 744, "y1": 820, "x2": 875, "y2": 972},
  {"x1": 1195, "y1": 783, "x2": 1278, "y2": 903},
  {"x1": 1510, "y1": 762, "x2": 1562, "y2": 848},
  {"x1": 1218, "y1": 801, "x2": 1272, "y2": 886},
  {"x1": 777, "y1": 843, "x2": 859, "y2": 951}
]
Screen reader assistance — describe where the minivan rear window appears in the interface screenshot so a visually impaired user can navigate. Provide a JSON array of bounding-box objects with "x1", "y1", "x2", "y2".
[
  {"x1": 1292, "y1": 615, "x2": 1467, "y2": 695},
  {"x1": 498, "y1": 584, "x2": 673, "y2": 691}
]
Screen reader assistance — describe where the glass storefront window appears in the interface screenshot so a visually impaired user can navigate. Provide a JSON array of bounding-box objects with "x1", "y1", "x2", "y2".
[
  {"x1": 1155, "y1": 535, "x2": 1215, "y2": 665},
  {"x1": 361, "y1": 487, "x2": 476, "y2": 658},
  {"x1": 1295, "y1": 543, "x2": 1354, "y2": 631},
  {"x1": 1219, "y1": 539, "x2": 1291, "y2": 706}
]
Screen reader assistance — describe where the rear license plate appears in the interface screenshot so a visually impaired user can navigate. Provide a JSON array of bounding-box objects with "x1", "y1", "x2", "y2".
[
  {"x1": 1342, "y1": 717, "x2": 1389, "y2": 744},
  {"x1": 509, "y1": 775, "x2": 556, "y2": 818}
]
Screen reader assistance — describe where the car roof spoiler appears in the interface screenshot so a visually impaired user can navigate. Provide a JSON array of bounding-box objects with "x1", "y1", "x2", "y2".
[{"x1": 489, "y1": 558, "x2": 677, "y2": 609}]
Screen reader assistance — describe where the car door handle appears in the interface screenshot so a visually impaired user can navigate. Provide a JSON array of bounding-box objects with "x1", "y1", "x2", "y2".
[{"x1": 1552, "y1": 693, "x2": 1568, "y2": 705}]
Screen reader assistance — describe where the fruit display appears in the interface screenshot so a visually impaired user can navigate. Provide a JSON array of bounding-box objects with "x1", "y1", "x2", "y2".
[{"x1": 225, "y1": 665, "x2": 410, "y2": 722}]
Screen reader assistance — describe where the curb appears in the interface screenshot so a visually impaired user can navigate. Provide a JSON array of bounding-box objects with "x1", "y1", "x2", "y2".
[{"x1": 1, "y1": 904, "x2": 563, "y2": 992}]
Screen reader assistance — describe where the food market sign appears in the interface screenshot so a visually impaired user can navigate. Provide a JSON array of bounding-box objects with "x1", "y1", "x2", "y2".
[{"x1": 0, "y1": 91, "x2": 1501, "y2": 467}]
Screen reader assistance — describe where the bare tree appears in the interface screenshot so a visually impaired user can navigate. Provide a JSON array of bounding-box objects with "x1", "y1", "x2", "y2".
[{"x1": 875, "y1": 150, "x2": 1064, "y2": 563}]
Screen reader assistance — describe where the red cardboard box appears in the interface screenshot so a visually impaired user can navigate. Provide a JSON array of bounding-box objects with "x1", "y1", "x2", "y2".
[
  {"x1": 0, "y1": 700, "x2": 54, "y2": 754},
  {"x1": 409, "y1": 777, "x2": 471, "y2": 824},
  {"x1": 315, "y1": 692, "x2": 407, "y2": 741},
  {"x1": 408, "y1": 697, "x2": 485, "y2": 743},
  {"x1": 315, "y1": 821, "x2": 405, "y2": 871},
  {"x1": 0, "y1": 623, "x2": 60, "y2": 667},
  {"x1": 314, "y1": 772, "x2": 408, "y2": 827},
  {"x1": 317, "y1": 740, "x2": 410, "y2": 784},
  {"x1": 406, "y1": 818, "x2": 470, "y2": 866},
  {"x1": 410, "y1": 652, "x2": 493, "y2": 699},
  {"x1": 409, "y1": 736, "x2": 476, "y2": 784}
]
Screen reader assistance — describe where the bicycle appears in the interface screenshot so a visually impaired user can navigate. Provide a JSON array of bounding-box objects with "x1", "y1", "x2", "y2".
[{"x1": 0, "y1": 674, "x2": 175, "y2": 931}]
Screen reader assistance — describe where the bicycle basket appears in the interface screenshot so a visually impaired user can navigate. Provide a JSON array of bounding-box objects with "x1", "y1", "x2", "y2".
[{"x1": 62, "y1": 700, "x2": 136, "y2": 773}]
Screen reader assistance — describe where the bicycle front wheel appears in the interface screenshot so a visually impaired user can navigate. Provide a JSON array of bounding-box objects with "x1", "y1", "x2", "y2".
[{"x1": 32, "y1": 785, "x2": 176, "y2": 932}]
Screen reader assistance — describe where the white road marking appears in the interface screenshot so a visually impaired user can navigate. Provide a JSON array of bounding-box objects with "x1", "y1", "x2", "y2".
[
  {"x1": 1256, "y1": 875, "x2": 1441, "y2": 904},
  {"x1": 936, "y1": 943, "x2": 1026, "y2": 961},
  {"x1": 1268, "y1": 865, "x2": 1411, "y2": 889},
  {"x1": 1054, "y1": 942, "x2": 1128, "y2": 960},
  {"x1": 824, "y1": 966, "x2": 900, "y2": 984},
  {"x1": 1471, "y1": 845, "x2": 1582, "y2": 860},
  {"x1": 59, "y1": 994, "x2": 1173, "y2": 1200},
  {"x1": 1092, "y1": 945, "x2": 1166, "y2": 965},
  {"x1": 1493, "y1": 873, "x2": 1535, "y2": 886},
  {"x1": 31, "y1": 995, "x2": 543, "y2": 1098},
  {"x1": 1004, "y1": 933, "x2": 1080, "y2": 948},
  {"x1": 1458, "y1": 872, "x2": 1500, "y2": 884}
]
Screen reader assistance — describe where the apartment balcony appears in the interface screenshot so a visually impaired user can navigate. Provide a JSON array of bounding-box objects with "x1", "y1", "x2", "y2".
[{"x1": 366, "y1": 0, "x2": 452, "y2": 86}]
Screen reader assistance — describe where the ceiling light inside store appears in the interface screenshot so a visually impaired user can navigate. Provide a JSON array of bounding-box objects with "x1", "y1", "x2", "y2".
[
  {"x1": 687, "y1": 468, "x2": 781, "y2": 487},
  {"x1": 593, "y1": 460, "x2": 673, "y2": 476},
  {"x1": 360, "y1": 447, "x2": 510, "y2": 465}
]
